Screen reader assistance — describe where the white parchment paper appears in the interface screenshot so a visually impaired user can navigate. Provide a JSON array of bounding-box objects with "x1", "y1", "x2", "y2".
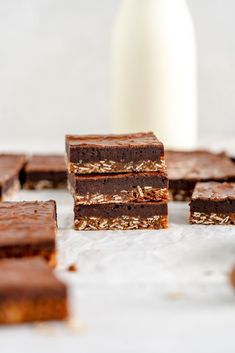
[{"x1": 1, "y1": 189, "x2": 235, "y2": 353}]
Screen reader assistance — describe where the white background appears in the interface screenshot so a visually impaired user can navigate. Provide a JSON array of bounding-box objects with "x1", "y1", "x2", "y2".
[
  {"x1": 0, "y1": 0, "x2": 234, "y2": 150},
  {"x1": 0, "y1": 3, "x2": 235, "y2": 352}
]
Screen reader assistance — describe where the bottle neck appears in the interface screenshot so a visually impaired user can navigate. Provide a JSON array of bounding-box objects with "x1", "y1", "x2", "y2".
[
  {"x1": 118, "y1": 0, "x2": 191, "y2": 23},
  {"x1": 119, "y1": 0, "x2": 188, "y2": 11}
]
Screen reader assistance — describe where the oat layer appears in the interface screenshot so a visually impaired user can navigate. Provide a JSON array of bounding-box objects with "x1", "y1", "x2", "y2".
[
  {"x1": 190, "y1": 212, "x2": 235, "y2": 225},
  {"x1": 71, "y1": 186, "x2": 168, "y2": 205},
  {"x1": 68, "y1": 158, "x2": 166, "y2": 174},
  {"x1": 169, "y1": 189, "x2": 193, "y2": 202},
  {"x1": 74, "y1": 215, "x2": 168, "y2": 231},
  {"x1": 25, "y1": 180, "x2": 66, "y2": 190}
]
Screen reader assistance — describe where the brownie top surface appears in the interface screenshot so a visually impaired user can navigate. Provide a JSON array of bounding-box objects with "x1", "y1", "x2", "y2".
[
  {"x1": 0, "y1": 258, "x2": 65, "y2": 293},
  {"x1": 66, "y1": 132, "x2": 162, "y2": 148},
  {"x1": 0, "y1": 154, "x2": 27, "y2": 183},
  {"x1": 25, "y1": 154, "x2": 66, "y2": 172},
  {"x1": 165, "y1": 150, "x2": 235, "y2": 181},
  {"x1": 0, "y1": 200, "x2": 56, "y2": 221},
  {"x1": 192, "y1": 182, "x2": 235, "y2": 201},
  {"x1": 0, "y1": 201, "x2": 57, "y2": 246}
]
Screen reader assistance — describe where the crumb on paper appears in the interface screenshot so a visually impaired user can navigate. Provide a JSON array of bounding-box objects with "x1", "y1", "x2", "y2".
[
  {"x1": 67, "y1": 264, "x2": 78, "y2": 272},
  {"x1": 33, "y1": 323, "x2": 58, "y2": 335},
  {"x1": 165, "y1": 291, "x2": 185, "y2": 300},
  {"x1": 66, "y1": 317, "x2": 86, "y2": 333}
]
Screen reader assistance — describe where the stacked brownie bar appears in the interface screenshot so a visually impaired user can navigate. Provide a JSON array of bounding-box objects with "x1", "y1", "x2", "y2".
[{"x1": 66, "y1": 132, "x2": 168, "y2": 230}]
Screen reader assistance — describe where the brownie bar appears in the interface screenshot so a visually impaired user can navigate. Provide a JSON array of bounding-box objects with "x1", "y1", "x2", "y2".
[
  {"x1": 0, "y1": 154, "x2": 27, "y2": 201},
  {"x1": 166, "y1": 151, "x2": 235, "y2": 201},
  {"x1": 231, "y1": 267, "x2": 235, "y2": 289},
  {"x1": 0, "y1": 258, "x2": 68, "y2": 324},
  {"x1": 0, "y1": 201, "x2": 57, "y2": 266},
  {"x1": 24, "y1": 154, "x2": 67, "y2": 189},
  {"x1": 68, "y1": 171, "x2": 168, "y2": 204},
  {"x1": 190, "y1": 182, "x2": 235, "y2": 225},
  {"x1": 66, "y1": 132, "x2": 166, "y2": 174},
  {"x1": 74, "y1": 202, "x2": 168, "y2": 230}
]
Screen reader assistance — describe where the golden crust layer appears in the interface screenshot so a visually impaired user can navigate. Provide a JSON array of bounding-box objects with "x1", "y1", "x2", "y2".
[
  {"x1": 69, "y1": 158, "x2": 166, "y2": 174},
  {"x1": 24, "y1": 180, "x2": 66, "y2": 190},
  {"x1": 71, "y1": 186, "x2": 168, "y2": 205},
  {"x1": 168, "y1": 189, "x2": 192, "y2": 202},
  {"x1": 74, "y1": 215, "x2": 168, "y2": 231},
  {"x1": 190, "y1": 212, "x2": 235, "y2": 225}
]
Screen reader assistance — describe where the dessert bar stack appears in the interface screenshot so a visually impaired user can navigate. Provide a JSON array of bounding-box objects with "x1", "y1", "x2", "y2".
[{"x1": 66, "y1": 132, "x2": 168, "y2": 230}]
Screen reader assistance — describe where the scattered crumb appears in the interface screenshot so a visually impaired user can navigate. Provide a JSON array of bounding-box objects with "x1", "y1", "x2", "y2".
[
  {"x1": 33, "y1": 318, "x2": 86, "y2": 335},
  {"x1": 67, "y1": 264, "x2": 78, "y2": 272},
  {"x1": 165, "y1": 291, "x2": 185, "y2": 300},
  {"x1": 66, "y1": 317, "x2": 86, "y2": 333},
  {"x1": 33, "y1": 323, "x2": 58, "y2": 335}
]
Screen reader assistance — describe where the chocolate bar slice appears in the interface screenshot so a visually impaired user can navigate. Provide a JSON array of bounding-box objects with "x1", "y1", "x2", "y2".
[
  {"x1": 74, "y1": 202, "x2": 168, "y2": 230},
  {"x1": 0, "y1": 154, "x2": 27, "y2": 201},
  {"x1": 0, "y1": 201, "x2": 57, "y2": 266},
  {"x1": 190, "y1": 182, "x2": 235, "y2": 225},
  {"x1": 66, "y1": 132, "x2": 166, "y2": 174},
  {"x1": 165, "y1": 151, "x2": 235, "y2": 201},
  {"x1": 68, "y1": 171, "x2": 168, "y2": 204},
  {"x1": 0, "y1": 258, "x2": 68, "y2": 324},
  {"x1": 231, "y1": 267, "x2": 235, "y2": 289},
  {"x1": 24, "y1": 155, "x2": 67, "y2": 189}
]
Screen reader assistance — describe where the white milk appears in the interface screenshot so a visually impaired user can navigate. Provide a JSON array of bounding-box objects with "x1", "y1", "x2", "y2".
[{"x1": 111, "y1": 0, "x2": 197, "y2": 149}]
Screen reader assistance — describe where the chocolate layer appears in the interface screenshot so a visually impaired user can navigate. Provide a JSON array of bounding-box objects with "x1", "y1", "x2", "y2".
[
  {"x1": 190, "y1": 200, "x2": 235, "y2": 213},
  {"x1": 66, "y1": 132, "x2": 164, "y2": 164},
  {"x1": 74, "y1": 202, "x2": 168, "y2": 218},
  {"x1": 0, "y1": 258, "x2": 65, "y2": 302},
  {"x1": 68, "y1": 172, "x2": 168, "y2": 202},
  {"x1": 190, "y1": 182, "x2": 235, "y2": 214}
]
